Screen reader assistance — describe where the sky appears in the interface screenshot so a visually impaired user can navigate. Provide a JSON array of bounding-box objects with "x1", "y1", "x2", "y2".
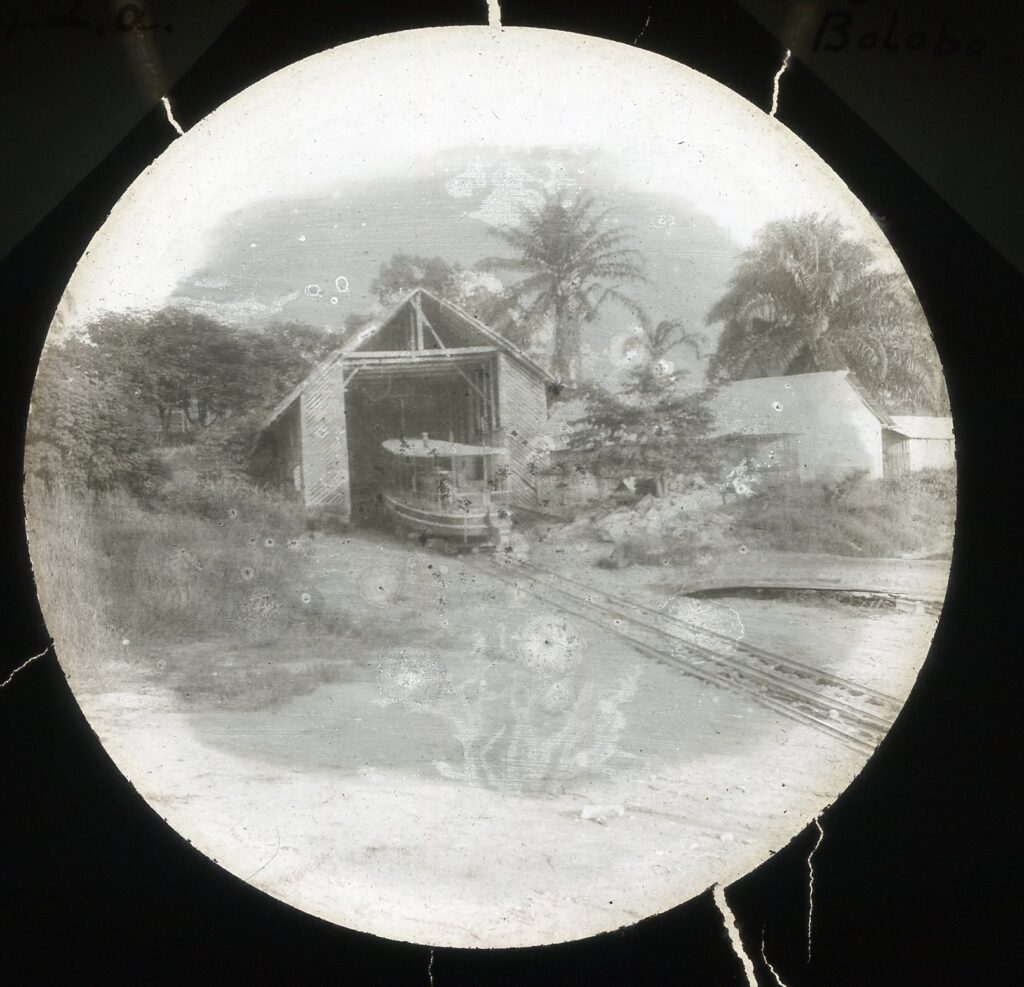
[
  {"x1": 50, "y1": 26, "x2": 908, "y2": 379},
  {"x1": 155, "y1": 146, "x2": 740, "y2": 381}
]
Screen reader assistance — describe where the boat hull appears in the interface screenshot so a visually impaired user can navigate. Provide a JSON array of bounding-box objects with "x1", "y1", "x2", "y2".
[{"x1": 383, "y1": 492, "x2": 511, "y2": 548}]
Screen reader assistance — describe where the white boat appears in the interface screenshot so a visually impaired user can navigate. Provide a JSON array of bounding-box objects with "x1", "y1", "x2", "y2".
[{"x1": 381, "y1": 435, "x2": 513, "y2": 549}]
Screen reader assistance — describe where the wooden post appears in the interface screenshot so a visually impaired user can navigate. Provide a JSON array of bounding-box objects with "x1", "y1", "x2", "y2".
[{"x1": 414, "y1": 294, "x2": 425, "y2": 350}]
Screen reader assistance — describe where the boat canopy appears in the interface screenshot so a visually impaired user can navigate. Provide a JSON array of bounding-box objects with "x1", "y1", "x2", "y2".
[{"x1": 382, "y1": 437, "x2": 508, "y2": 458}]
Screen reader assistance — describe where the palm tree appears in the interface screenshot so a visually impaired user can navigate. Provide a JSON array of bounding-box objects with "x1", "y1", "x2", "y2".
[
  {"x1": 618, "y1": 318, "x2": 706, "y2": 395},
  {"x1": 479, "y1": 190, "x2": 647, "y2": 385},
  {"x1": 706, "y1": 214, "x2": 945, "y2": 413}
]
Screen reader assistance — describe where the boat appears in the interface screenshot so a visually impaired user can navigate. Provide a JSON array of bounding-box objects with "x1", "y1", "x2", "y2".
[{"x1": 380, "y1": 434, "x2": 513, "y2": 550}]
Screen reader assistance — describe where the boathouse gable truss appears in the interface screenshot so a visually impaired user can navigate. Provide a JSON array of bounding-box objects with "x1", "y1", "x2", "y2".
[{"x1": 257, "y1": 289, "x2": 553, "y2": 519}]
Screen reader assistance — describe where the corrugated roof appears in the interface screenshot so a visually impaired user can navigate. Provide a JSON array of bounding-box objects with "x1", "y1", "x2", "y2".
[
  {"x1": 710, "y1": 370, "x2": 889, "y2": 438},
  {"x1": 887, "y1": 415, "x2": 954, "y2": 440},
  {"x1": 544, "y1": 371, "x2": 891, "y2": 452}
]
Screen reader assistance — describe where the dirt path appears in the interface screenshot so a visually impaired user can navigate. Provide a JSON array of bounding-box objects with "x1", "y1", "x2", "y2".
[
  {"x1": 526, "y1": 533, "x2": 951, "y2": 601},
  {"x1": 72, "y1": 528, "x2": 939, "y2": 947},
  {"x1": 523, "y1": 537, "x2": 942, "y2": 697}
]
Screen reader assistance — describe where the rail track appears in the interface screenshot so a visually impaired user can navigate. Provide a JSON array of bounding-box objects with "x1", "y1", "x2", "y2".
[{"x1": 467, "y1": 555, "x2": 906, "y2": 755}]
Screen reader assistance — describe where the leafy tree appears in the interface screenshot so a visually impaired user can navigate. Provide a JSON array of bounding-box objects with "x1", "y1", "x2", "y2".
[
  {"x1": 27, "y1": 309, "x2": 341, "y2": 493},
  {"x1": 569, "y1": 320, "x2": 719, "y2": 496},
  {"x1": 706, "y1": 213, "x2": 946, "y2": 413},
  {"x1": 343, "y1": 310, "x2": 376, "y2": 334},
  {"x1": 479, "y1": 190, "x2": 647, "y2": 384},
  {"x1": 190, "y1": 407, "x2": 271, "y2": 486},
  {"x1": 64, "y1": 309, "x2": 340, "y2": 442},
  {"x1": 25, "y1": 344, "x2": 168, "y2": 495},
  {"x1": 615, "y1": 318, "x2": 706, "y2": 393},
  {"x1": 68, "y1": 309, "x2": 252, "y2": 440},
  {"x1": 262, "y1": 321, "x2": 344, "y2": 372},
  {"x1": 370, "y1": 253, "x2": 516, "y2": 337},
  {"x1": 371, "y1": 254, "x2": 463, "y2": 307},
  {"x1": 190, "y1": 322, "x2": 341, "y2": 483}
]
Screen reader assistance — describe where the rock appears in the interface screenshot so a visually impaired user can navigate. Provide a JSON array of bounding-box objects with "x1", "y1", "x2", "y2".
[
  {"x1": 634, "y1": 494, "x2": 659, "y2": 514},
  {"x1": 581, "y1": 804, "x2": 626, "y2": 824}
]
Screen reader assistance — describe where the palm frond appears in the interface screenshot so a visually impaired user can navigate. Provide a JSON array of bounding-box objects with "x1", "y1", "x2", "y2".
[
  {"x1": 483, "y1": 188, "x2": 647, "y2": 381},
  {"x1": 476, "y1": 255, "x2": 544, "y2": 276}
]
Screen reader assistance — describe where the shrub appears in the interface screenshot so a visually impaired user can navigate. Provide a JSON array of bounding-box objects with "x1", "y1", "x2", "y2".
[
  {"x1": 25, "y1": 480, "x2": 123, "y2": 680},
  {"x1": 25, "y1": 478, "x2": 349, "y2": 684},
  {"x1": 160, "y1": 650, "x2": 346, "y2": 711},
  {"x1": 25, "y1": 354, "x2": 171, "y2": 497},
  {"x1": 718, "y1": 469, "x2": 955, "y2": 557}
]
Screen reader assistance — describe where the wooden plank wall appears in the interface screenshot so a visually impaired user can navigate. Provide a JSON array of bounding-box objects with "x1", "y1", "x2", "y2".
[
  {"x1": 277, "y1": 401, "x2": 303, "y2": 495},
  {"x1": 298, "y1": 360, "x2": 351, "y2": 517},
  {"x1": 496, "y1": 353, "x2": 548, "y2": 505}
]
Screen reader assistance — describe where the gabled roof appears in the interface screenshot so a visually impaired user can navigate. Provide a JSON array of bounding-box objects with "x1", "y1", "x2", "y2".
[
  {"x1": 843, "y1": 373, "x2": 894, "y2": 427},
  {"x1": 710, "y1": 370, "x2": 891, "y2": 438},
  {"x1": 262, "y1": 288, "x2": 551, "y2": 430},
  {"x1": 887, "y1": 415, "x2": 954, "y2": 440},
  {"x1": 344, "y1": 287, "x2": 550, "y2": 379}
]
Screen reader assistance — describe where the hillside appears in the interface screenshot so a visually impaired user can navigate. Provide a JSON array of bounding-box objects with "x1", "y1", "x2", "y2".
[{"x1": 168, "y1": 146, "x2": 741, "y2": 383}]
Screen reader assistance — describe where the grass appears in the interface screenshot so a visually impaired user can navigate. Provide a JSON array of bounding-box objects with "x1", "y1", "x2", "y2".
[
  {"x1": 26, "y1": 481, "x2": 121, "y2": 678},
  {"x1": 582, "y1": 469, "x2": 955, "y2": 567},
  {"x1": 25, "y1": 475, "x2": 360, "y2": 705},
  {"x1": 715, "y1": 470, "x2": 956, "y2": 558},
  {"x1": 152, "y1": 641, "x2": 352, "y2": 711}
]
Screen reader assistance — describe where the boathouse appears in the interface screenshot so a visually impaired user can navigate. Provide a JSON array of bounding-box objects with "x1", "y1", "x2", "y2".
[{"x1": 255, "y1": 288, "x2": 554, "y2": 523}]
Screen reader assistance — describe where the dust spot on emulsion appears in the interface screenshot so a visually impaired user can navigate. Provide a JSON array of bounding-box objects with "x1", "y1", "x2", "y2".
[
  {"x1": 607, "y1": 326, "x2": 646, "y2": 369},
  {"x1": 243, "y1": 590, "x2": 282, "y2": 625},
  {"x1": 657, "y1": 596, "x2": 745, "y2": 657},
  {"x1": 512, "y1": 613, "x2": 583, "y2": 677},
  {"x1": 539, "y1": 677, "x2": 577, "y2": 715},
  {"x1": 297, "y1": 587, "x2": 324, "y2": 614},
  {"x1": 359, "y1": 565, "x2": 405, "y2": 608},
  {"x1": 376, "y1": 646, "x2": 451, "y2": 707}
]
